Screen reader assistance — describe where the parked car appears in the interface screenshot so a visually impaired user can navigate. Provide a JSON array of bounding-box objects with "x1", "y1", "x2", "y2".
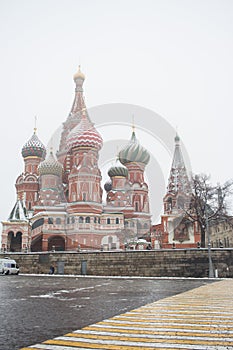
[{"x1": 0, "y1": 258, "x2": 19, "y2": 275}]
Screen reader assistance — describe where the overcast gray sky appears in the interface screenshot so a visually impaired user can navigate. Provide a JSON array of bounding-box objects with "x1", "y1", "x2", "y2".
[{"x1": 0, "y1": 0, "x2": 233, "y2": 224}]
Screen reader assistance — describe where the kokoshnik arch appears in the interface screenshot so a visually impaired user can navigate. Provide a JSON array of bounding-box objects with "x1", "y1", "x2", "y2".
[{"x1": 1, "y1": 67, "x2": 201, "y2": 252}]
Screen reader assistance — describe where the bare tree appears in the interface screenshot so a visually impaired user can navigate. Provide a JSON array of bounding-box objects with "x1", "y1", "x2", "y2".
[{"x1": 186, "y1": 174, "x2": 233, "y2": 247}]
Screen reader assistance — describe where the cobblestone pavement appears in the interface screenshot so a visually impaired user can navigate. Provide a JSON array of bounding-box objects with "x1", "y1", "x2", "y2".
[{"x1": 20, "y1": 279, "x2": 233, "y2": 350}]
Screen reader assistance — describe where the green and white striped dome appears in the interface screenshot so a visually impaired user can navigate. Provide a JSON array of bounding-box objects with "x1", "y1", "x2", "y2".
[
  {"x1": 118, "y1": 131, "x2": 150, "y2": 165},
  {"x1": 108, "y1": 164, "x2": 128, "y2": 178}
]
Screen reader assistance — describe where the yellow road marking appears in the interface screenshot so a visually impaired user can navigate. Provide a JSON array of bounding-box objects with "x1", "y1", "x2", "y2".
[
  {"x1": 44, "y1": 339, "x2": 161, "y2": 349},
  {"x1": 66, "y1": 330, "x2": 233, "y2": 339},
  {"x1": 77, "y1": 327, "x2": 233, "y2": 338},
  {"x1": 97, "y1": 320, "x2": 233, "y2": 331},
  {"x1": 45, "y1": 337, "x2": 233, "y2": 347}
]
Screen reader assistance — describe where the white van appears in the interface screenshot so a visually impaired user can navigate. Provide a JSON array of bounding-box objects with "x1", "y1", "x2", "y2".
[{"x1": 0, "y1": 258, "x2": 19, "y2": 275}]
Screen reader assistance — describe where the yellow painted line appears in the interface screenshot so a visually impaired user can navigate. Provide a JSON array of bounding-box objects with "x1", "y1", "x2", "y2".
[
  {"x1": 97, "y1": 320, "x2": 233, "y2": 331},
  {"x1": 45, "y1": 337, "x2": 233, "y2": 347},
  {"x1": 44, "y1": 339, "x2": 161, "y2": 349},
  {"x1": 137, "y1": 308, "x2": 233, "y2": 313},
  {"x1": 65, "y1": 331, "x2": 233, "y2": 342},
  {"x1": 130, "y1": 310, "x2": 233, "y2": 316},
  {"x1": 113, "y1": 316, "x2": 233, "y2": 325},
  {"x1": 115, "y1": 315, "x2": 233, "y2": 324},
  {"x1": 76, "y1": 326, "x2": 233, "y2": 339}
]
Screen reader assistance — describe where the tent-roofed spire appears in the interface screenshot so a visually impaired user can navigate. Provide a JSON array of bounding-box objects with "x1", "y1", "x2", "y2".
[
  {"x1": 70, "y1": 65, "x2": 86, "y2": 115},
  {"x1": 57, "y1": 67, "x2": 91, "y2": 161},
  {"x1": 8, "y1": 200, "x2": 28, "y2": 222},
  {"x1": 167, "y1": 134, "x2": 191, "y2": 195}
]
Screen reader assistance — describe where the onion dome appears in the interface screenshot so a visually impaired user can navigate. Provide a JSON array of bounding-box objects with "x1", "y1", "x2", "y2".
[
  {"x1": 108, "y1": 164, "x2": 128, "y2": 178},
  {"x1": 104, "y1": 180, "x2": 112, "y2": 192},
  {"x1": 73, "y1": 65, "x2": 85, "y2": 81},
  {"x1": 118, "y1": 130, "x2": 150, "y2": 165},
  {"x1": 22, "y1": 130, "x2": 46, "y2": 159},
  {"x1": 67, "y1": 110, "x2": 103, "y2": 151},
  {"x1": 38, "y1": 149, "x2": 63, "y2": 177}
]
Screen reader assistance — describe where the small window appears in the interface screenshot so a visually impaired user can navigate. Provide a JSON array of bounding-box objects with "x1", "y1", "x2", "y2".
[
  {"x1": 94, "y1": 217, "x2": 97, "y2": 223},
  {"x1": 86, "y1": 217, "x2": 90, "y2": 223},
  {"x1": 79, "y1": 217, "x2": 84, "y2": 223},
  {"x1": 116, "y1": 218, "x2": 119, "y2": 224},
  {"x1": 107, "y1": 218, "x2": 111, "y2": 224},
  {"x1": 48, "y1": 217, "x2": 53, "y2": 224},
  {"x1": 56, "y1": 218, "x2": 61, "y2": 225},
  {"x1": 71, "y1": 217, "x2": 75, "y2": 224},
  {"x1": 137, "y1": 221, "x2": 142, "y2": 229}
]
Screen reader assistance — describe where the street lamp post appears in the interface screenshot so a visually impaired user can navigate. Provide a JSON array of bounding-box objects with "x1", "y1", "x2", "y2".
[{"x1": 205, "y1": 206, "x2": 214, "y2": 278}]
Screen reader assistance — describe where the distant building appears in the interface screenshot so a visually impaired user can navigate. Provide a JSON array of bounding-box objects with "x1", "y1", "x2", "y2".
[
  {"x1": 1, "y1": 67, "x2": 151, "y2": 252},
  {"x1": 209, "y1": 219, "x2": 233, "y2": 248}
]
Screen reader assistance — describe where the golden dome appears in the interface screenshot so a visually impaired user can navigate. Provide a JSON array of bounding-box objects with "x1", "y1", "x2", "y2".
[{"x1": 73, "y1": 65, "x2": 85, "y2": 80}]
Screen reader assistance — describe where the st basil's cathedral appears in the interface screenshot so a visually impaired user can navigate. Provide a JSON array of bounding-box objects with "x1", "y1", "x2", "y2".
[{"x1": 1, "y1": 67, "x2": 200, "y2": 252}]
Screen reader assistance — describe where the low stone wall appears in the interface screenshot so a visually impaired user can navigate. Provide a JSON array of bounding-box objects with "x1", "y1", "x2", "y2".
[{"x1": 1, "y1": 249, "x2": 233, "y2": 278}]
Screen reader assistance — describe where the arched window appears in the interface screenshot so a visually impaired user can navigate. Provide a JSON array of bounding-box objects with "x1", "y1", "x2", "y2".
[
  {"x1": 94, "y1": 217, "x2": 97, "y2": 223},
  {"x1": 98, "y1": 217, "x2": 101, "y2": 224},
  {"x1": 86, "y1": 217, "x2": 90, "y2": 223},
  {"x1": 32, "y1": 218, "x2": 44, "y2": 230},
  {"x1": 167, "y1": 197, "x2": 172, "y2": 210},
  {"x1": 79, "y1": 216, "x2": 84, "y2": 223},
  {"x1": 67, "y1": 217, "x2": 70, "y2": 224},
  {"x1": 107, "y1": 218, "x2": 111, "y2": 224},
  {"x1": 115, "y1": 218, "x2": 119, "y2": 224},
  {"x1": 71, "y1": 216, "x2": 75, "y2": 224}
]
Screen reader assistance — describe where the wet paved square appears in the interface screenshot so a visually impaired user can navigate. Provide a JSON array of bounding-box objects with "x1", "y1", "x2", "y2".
[{"x1": 0, "y1": 275, "x2": 214, "y2": 350}]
